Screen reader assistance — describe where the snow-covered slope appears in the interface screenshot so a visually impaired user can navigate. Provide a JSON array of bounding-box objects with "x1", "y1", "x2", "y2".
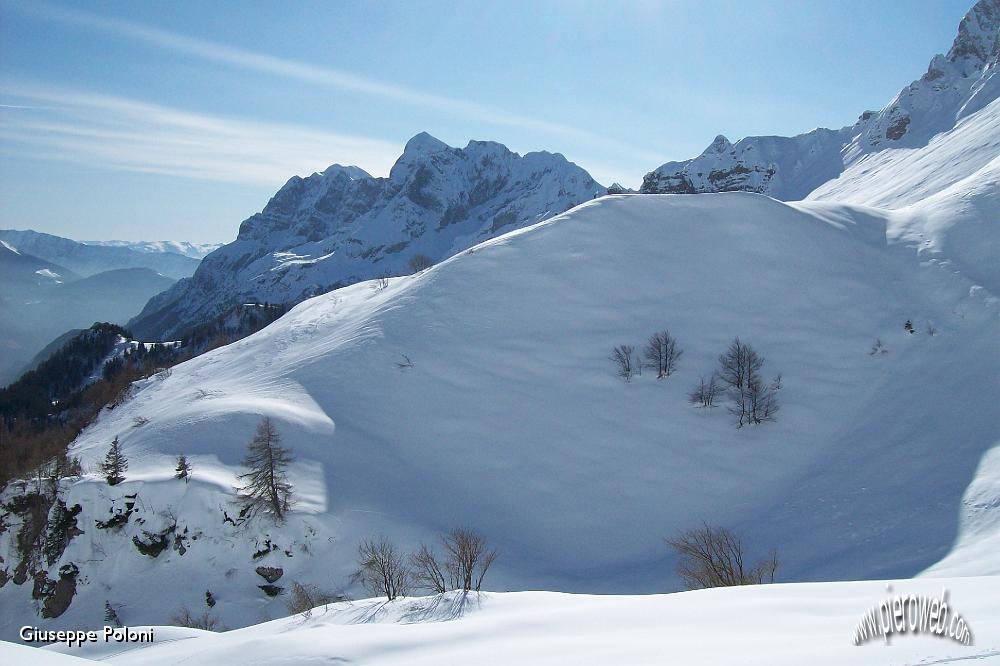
[
  {"x1": 129, "y1": 133, "x2": 603, "y2": 338},
  {"x1": 807, "y1": 97, "x2": 1000, "y2": 294},
  {"x1": 3, "y1": 193, "x2": 996, "y2": 637},
  {"x1": 0, "y1": 230, "x2": 201, "y2": 280},
  {"x1": 82, "y1": 241, "x2": 222, "y2": 260},
  {"x1": 17, "y1": 577, "x2": 999, "y2": 665},
  {"x1": 640, "y1": 0, "x2": 1000, "y2": 200}
]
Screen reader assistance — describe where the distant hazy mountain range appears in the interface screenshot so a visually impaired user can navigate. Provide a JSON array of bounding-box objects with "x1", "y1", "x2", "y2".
[
  {"x1": 0, "y1": 229, "x2": 205, "y2": 280},
  {"x1": 82, "y1": 239, "x2": 222, "y2": 260},
  {"x1": 0, "y1": 233, "x2": 203, "y2": 386}
]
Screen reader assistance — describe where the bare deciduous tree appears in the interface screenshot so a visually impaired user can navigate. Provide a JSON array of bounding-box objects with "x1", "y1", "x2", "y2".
[
  {"x1": 170, "y1": 605, "x2": 222, "y2": 630},
  {"x1": 43, "y1": 452, "x2": 82, "y2": 500},
  {"x1": 688, "y1": 373, "x2": 721, "y2": 408},
  {"x1": 236, "y1": 417, "x2": 294, "y2": 520},
  {"x1": 756, "y1": 374, "x2": 781, "y2": 421},
  {"x1": 409, "y1": 529, "x2": 498, "y2": 593},
  {"x1": 610, "y1": 344, "x2": 636, "y2": 383},
  {"x1": 442, "y1": 528, "x2": 497, "y2": 592},
  {"x1": 353, "y1": 537, "x2": 410, "y2": 600},
  {"x1": 644, "y1": 330, "x2": 683, "y2": 379},
  {"x1": 410, "y1": 542, "x2": 448, "y2": 594},
  {"x1": 667, "y1": 523, "x2": 777, "y2": 590},
  {"x1": 284, "y1": 581, "x2": 345, "y2": 616},
  {"x1": 869, "y1": 338, "x2": 888, "y2": 355},
  {"x1": 408, "y1": 254, "x2": 434, "y2": 273},
  {"x1": 717, "y1": 338, "x2": 779, "y2": 426}
]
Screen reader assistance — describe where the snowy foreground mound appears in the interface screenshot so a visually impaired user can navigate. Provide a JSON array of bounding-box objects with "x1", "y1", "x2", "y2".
[
  {"x1": 9, "y1": 577, "x2": 1000, "y2": 665},
  {"x1": 1, "y1": 193, "x2": 998, "y2": 637}
]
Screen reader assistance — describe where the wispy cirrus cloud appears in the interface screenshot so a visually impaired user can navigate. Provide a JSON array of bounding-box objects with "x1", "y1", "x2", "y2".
[
  {"x1": 0, "y1": 83, "x2": 402, "y2": 186},
  {"x1": 19, "y1": 2, "x2": 662, "y2": 163}
]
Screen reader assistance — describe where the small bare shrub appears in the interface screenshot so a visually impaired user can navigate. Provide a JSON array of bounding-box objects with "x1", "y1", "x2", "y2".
[
  {"x1": 443, "y1": 528, "x2": 497, "y2": 592},
  {"x1": 610, "y1": 344, "x2": 636, "y2": 383},
  {"x1": 284, "y1": 581, "x2": 345, "y2": 616},
  {"x1": 688, "y1": 374, "x2": 721, "y2": 408},
  {"x1": 407, "y1": 254, "x2": 434, "y2": 273},
  {"x1": 170, "y1": 605, "x2": 222, "y2": 631},
  {"x1": 410, "y1": 542, "x2": 448, "y2": 594},
  {"x1": 869, "y1": 338, "x2": 888, "y2": 355},
  {"x1": 410, "y1": 528, "x2": 498, "y2": 593},
  {"x1": 644, "y1": 330, "x2": 683, "y2": 378},
  {"x1": 667, "y1": 523, "x2": 777, "y2": 590},
  {"x1": 109, "y1": 384, "x2": 136, "y2": 409},
  {"x1": 717, "y1": 338, "x2": 780, "y2": 426},
  {"x1": 353, "y1": 537, "x2": 410, "y2": 600}
]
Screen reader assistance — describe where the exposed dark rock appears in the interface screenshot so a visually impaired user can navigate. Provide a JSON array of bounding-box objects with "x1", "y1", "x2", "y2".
[
  {"x1": 886, "y1": 115, "x2": 911, "y2": 140},
  {"x1": 132, "y1": 528, "x2": 172, "y2": 557},
  {"x1": 41, "y1": 563, "x2": 79, "y2": 619},
  {"x1": 258, "y1": 584, "x2": 284, "y2": 597},
  {"x1": 255, "y1": 566, "x2": 284, "y2": 583}
]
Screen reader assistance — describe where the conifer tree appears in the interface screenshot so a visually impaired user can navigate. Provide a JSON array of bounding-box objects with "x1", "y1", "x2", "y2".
[
  {"x1": 98, "y1": 436, "x2": 128, "y2": 486},
  {"x1": 104, "y1": 601, "x2": 122, "y2": 627},
  {"x1": 175, "y1": 454, "x2": 192, "y2": 482},
  {"x1": 236, "y1": 417, "x2": 293, "y2": 520}
]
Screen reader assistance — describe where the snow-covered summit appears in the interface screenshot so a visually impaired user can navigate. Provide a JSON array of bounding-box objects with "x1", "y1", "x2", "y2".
[
  {"x1": 641, "y1": 0, "x2": 1000, "y2": 199},
  {"x1": 399, "y1": 130, "x2": 450, "y2": 157},
  {"x1": 129, "y1": 133, "x2": 603, "y2": 338}
]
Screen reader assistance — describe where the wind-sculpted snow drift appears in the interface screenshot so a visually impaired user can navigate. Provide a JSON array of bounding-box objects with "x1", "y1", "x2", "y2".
[
  {"x1": 11, "y1": 577, "x2": 1000, "y2": 665},
  {"x1": 3, "y1": 193, "x2": 997, "y2": 640}
]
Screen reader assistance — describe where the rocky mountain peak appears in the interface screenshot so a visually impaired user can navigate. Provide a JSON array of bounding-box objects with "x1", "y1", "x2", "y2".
[
  {"x1": 641, "y1": 0, "x2": 1000, "y2": 198},
  {"x1": 707, "y1": 135, "x2": 732, "y2": 153},
  {"x1": 947, "y1": 0, "x2": 1000, "y2": 73},
  {"x1": 131, "y1": 136, "x2": 602, "y2": 338}
]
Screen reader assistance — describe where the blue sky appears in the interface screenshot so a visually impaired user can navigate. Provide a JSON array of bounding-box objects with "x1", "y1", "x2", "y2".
[{"x1": 0, "y1": 0, "x2": 975, "y2": 243}]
